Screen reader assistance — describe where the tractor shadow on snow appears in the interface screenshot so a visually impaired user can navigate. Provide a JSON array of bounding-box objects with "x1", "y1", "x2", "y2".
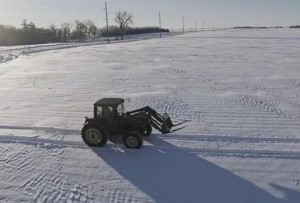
[{"x1": 91, "y1": 135, "x2": 298, "y2": 203}]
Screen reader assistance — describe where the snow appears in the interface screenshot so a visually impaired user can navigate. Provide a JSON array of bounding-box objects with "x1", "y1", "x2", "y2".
[
  {"x1": 1, "y1": 28, "x2": 300, "y2": 202},
  {"x1": 0, "y1": 32, "x2": 174, "y2": 64}
]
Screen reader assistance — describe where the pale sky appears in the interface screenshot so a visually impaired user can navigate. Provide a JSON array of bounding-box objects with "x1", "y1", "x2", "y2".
[{"x1": 0, "y1": 0, "x2": 299, "y2": 29}]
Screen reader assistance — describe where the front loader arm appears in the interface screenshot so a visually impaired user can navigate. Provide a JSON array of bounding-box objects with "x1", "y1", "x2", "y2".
[{"x1": 127, "y1": 106, "x2": 187, "y2": 134}]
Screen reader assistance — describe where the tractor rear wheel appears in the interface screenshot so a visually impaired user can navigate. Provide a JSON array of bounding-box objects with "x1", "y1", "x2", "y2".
[
  {"x1": 123, "y1": 133, "x2": 143, "y2": 149},
  {"x1": 82, "y1": 125, "x2": 108, "y2": 147}
]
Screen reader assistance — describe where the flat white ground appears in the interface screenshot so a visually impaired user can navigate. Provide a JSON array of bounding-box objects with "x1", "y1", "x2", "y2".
[{"x1": 1, "y1": 29, "x2": 300, "y2": 203}]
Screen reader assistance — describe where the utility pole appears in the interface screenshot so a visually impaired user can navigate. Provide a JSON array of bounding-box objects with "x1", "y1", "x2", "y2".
[
  {"x1": 203, "y1": 19, "x2": 205, "y2": 31},
  {"x1": 182, "y1": 16, "x2": 185, "y2": 34},
  {"x1": 195, "y1": 19, "x2": 197, "y2": 32},
  {"x1": 105, "y1": 2, "x2": 109, "y2": 43},
  {"x1": 159, "y1": 12, "x2": 162, "y2": 38}
]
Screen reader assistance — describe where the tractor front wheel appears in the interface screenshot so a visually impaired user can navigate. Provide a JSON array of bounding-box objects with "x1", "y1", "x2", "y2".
[
  {"x1": 123, "y1": 133, "x2": 143, "y2": 149},
  {"x1": 82, "y1": 125, "x2": 108, "y2": 147}
]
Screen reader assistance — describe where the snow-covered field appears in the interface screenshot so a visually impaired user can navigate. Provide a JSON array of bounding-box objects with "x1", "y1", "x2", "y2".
[
  {"x1": 0, "y1": 32, "x2": 175, "y2": 64},
  {"x1": 1, "y1": 28, "x2": 300, "y2": 203}
]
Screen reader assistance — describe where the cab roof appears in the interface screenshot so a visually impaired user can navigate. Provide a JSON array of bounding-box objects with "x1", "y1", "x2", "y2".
[{"x1": 94, "y1": 98, "x2": 124, "y2": 107}]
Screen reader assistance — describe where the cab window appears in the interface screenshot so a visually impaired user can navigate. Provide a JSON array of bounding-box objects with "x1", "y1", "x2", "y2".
[
  {"x1": 117, "y1": 104, "x2": 124, "y2": 115},
  {"x1": 96, "y1": 107, "x2": 103, "y2": 118}
]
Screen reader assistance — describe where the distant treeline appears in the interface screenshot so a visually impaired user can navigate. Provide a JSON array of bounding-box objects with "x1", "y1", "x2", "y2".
[
  {"x1": 101, "y1": 26, "x2": 169, "y2": 37},
  {"x1": 0, "y1": 19, "x2": 169, "y2": 46},
  {"x1": 234, "y1": 26, "x2": 300, "y2": 29},
  {"x1": 0, "y1": 20, "x2": 96, "y2": 46},
  {"x1": 233, "y1": 26, "x2": 268, "y2": 29}
]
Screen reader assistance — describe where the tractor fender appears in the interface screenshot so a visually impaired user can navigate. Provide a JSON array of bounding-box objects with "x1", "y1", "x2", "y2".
[{"x1": 81, "y1": 118, "x2": 110, "y2": 135}]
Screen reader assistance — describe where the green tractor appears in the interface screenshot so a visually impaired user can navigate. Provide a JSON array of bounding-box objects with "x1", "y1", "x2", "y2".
[{"x1": 81, "y1": 98, "x2": 187, "y2": 149}]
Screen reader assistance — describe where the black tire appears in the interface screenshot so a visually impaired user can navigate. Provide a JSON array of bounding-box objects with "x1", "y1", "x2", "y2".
[
  {"x1": 123, "y1": 133, "x2": 143, "y2": 149},
  {"x1": 82, "y1": 125, "x2": 108, "y2": 147},
  {"x1": 142, "y1": 125, "x2": 152, "y2": 137}
]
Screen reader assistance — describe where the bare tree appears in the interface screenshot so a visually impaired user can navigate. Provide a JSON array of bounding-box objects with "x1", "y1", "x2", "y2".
[
  {"x1": 49, "y1": 24, "x2": 57, "y2": 39},
  {"x1": 85, "y1": 20, "x2": 95, "y2": 39},
  {"x1": 61, "y1": 23, "x2": 71, "y2": 42},
  {"x1": 85, "y1": 20, "x2": 98, "y2": 40},
  {"x1": 90, "y1": 25, "x2": 98, "y2": 40},
  {"x1": 114, "y1": 11, "x2": 133, "y2": 40},
  {"x1": 73, "y1": 20, "x2": 87, "y2": 41}
]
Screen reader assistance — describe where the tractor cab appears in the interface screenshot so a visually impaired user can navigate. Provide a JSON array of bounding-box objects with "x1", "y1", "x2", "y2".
[{"x1": 93, "y1": 98, "x2": 125, "y2": 130}]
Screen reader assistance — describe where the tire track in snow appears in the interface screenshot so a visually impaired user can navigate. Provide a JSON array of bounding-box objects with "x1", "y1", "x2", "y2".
[
  {"x1": 155, "y1": 134, "x2": 300, "y2": 159},
  {"x1": 0, "y1": 144, "x2": 38, "y2": 184},
  {"x1": 186, "y1": 147, "x2": 300, "y2": 159},
  {"x1": 149, "y1": 57, "x2": 300, "y2": 136},
  {"x1": 0, "y1": 135, "x2": 85, "y2": 149},
  {"x1": 2, "y1": 131, "x2": 300, "y2": 146},
  {"x1": 132, "y1": 93, "x2": 300, "y2": 136},
  {"x1": 241, "y1": 82, "x2": 276, "y2": 93},
  {"x1": 128, "y1": 90, "x2": 300, "y2": 159},
  {"x1": 2, "y1": 133, "x2": 300, "y2": 161},
  {"x1": 132, "y1": 96, "x2": 203, "y2": 121},
  {"x1": 233, "y1": 95, "x2": 287, "y2": 117},
  {"x1": 158, "y1": 134, "x2": 300, "y2": 144},
  {"x1": 0, "y1": 140, "x2": 94, "y2": 202},
  {"x1": 158, "y1": 67, "x2": 204, "y2": 80},
  {"x1": 17, "y1": 150, "x2": 66, "y2": 202},
  {"x1": 192, "y1": 93, "x2": 299, "y2": 134},
  {"x1": 0, "y1": 125, "x2": 80, "y2": 134},
  {"x1": 281, "y1": 79, "x2": 300, "y2": 88}
]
